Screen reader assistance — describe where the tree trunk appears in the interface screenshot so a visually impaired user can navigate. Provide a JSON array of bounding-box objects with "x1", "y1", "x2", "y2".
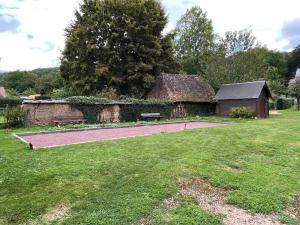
[{"x1": 297, "y1": 97, "x2": 300, "y2": 110}]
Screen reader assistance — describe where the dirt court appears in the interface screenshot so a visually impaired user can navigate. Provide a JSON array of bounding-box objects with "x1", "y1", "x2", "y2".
[{"x1": 17, "y1": 121, "x2": 225, "y2": 149}]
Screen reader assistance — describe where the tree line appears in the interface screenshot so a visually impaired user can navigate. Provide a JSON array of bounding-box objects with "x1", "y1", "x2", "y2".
[{"x1": 1, "y1": 0, "x2": 300, "y2": 100}]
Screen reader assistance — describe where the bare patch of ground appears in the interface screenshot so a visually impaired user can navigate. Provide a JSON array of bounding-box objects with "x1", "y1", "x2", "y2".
[
  {"x1": 177, "y1": 178, "x2": 282, "y2": 225},
  {"x1": 132, "y1": 217, "x2": 152, "y2": 225},
  {"x1": 285, "y1": 194, "x2": 300, "y2": 219},
  {"x1": 270, "y1": 111, "x2": 282, "y2": 115},
  {"x1": 28, "y1": 204, "x2": 70, "y2": 225},
  {"x1": 162, "y1": 197, "x2": 178, "y2": 209}
]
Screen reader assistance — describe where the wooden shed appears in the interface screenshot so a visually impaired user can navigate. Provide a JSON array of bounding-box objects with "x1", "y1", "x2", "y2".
[{"x1": 215, "y1": 81, "x2": 272, "y2": 118}]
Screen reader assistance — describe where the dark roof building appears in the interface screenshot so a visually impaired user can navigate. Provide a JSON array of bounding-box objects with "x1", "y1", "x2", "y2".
[
  {"x1": 0, "y1": 86, "x2": 6, "y2": 97},
  {"x1": 215, "y1": 81, "x2": 272, "y2": 118},
  {"x1": 147, "y1": 74, "x2": 215, "y2": 102}
]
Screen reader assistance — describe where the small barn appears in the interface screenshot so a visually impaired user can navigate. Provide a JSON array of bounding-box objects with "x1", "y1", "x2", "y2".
[
  {"x1": 215, "y1": 81, "x2": 272, "y2": 118},
  {"x1": 0, "y1": 86, "x2": 6, "y2": 97},
  {"x1": 147, "y1": 73, "x2": 215, "y2": 102}
]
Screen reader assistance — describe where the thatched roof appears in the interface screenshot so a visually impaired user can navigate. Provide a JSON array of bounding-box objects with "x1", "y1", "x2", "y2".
[
  {"x1": 215, "y1": 81, "x2": 271, "y2": 100},
  {"x1": 0, "y1": 87, "x2": 6, "y2": 97},
  {"x1": 147, "y1": 74, "x2": 215, "y2": 102}
]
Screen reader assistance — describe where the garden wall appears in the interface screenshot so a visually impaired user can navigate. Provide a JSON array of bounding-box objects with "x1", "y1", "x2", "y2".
[{"x1": 22, "y1": 100, "x2": 216, "y2": 126}]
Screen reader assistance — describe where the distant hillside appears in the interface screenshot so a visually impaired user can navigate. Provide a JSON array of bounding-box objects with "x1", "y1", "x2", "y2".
[
  {"x1": 1, "y1": 67, "x2": 63, "y2": 95},
  {"x1": 31, "y1": 67, "x2": 60, "y2": 76}
]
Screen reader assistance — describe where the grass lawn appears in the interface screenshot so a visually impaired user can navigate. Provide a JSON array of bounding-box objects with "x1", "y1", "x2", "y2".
[{"x1": 0, "y1": 110, "x2": 299, "y2": 224}]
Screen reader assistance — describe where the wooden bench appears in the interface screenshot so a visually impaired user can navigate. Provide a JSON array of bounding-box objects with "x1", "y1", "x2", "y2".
[
  {"x1": 141, "y1": 113, "x2": 163, "y2": 121},
  {"x1": 52, "y1": 116, "x2": 86, "y2": 126}
]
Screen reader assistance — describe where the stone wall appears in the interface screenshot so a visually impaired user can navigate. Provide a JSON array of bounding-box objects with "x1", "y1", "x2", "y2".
[
  {"x1": 22, "y1": 101, "x2": 216, "y2": 126},
  {"x1": 22, "y1": 101, "x2": 84, "y2": 126},
  {"x1": 98, "y1": 105, "x2": 120, "y2": 123}
]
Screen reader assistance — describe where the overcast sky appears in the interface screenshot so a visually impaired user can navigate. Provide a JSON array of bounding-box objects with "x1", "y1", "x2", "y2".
[{"x1": 0, "y1": 0, "x2": 300, "y2": 71}]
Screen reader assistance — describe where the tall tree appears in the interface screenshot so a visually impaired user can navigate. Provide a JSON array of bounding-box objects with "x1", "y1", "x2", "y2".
[
  {"x1": 174, "y1": 6, "x2": 214, "y2": 74},
  {"x1": 289, "y1": 79, "x2": 300, "y2": 110},
  {"x1": 221, "y1": 28, "x2": 261, "y2": 56},
  {"x1": 287, "y1": 44, "x2": 300, "y2": 81},
  {"x1": 61, "y1": 0, "x2": 178, "y2": 98},
  {"x1": 203, "y1": 29, "x2": 287, "y2": 93}
]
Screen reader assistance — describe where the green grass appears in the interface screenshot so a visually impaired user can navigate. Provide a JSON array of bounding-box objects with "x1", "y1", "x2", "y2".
[{"x1": 0, "y1": 110, "x2": 299, "y2": 224}]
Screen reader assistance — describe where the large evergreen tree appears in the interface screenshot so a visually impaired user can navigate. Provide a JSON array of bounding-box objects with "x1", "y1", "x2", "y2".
[{"x1": 61, "y1": 0, "x2": 178, "y2": 97}]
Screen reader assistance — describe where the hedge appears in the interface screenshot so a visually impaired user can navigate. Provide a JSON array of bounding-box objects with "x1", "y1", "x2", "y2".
[
  {"x1": 0, "y1": 97, "x2": 23, "y2": 108},
  {"x1": 276, "y1": 97, "x2": 294, "y2": 110}
]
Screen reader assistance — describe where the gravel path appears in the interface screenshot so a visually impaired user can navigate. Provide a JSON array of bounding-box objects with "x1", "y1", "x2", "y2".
[{"x1": 18, "y1": 121, "x2": 225, "y2": 149}]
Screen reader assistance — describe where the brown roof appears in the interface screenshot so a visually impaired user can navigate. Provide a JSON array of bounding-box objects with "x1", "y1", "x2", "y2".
[
  {"x1": 0, "y1": 86, "x2": 6, "y2": 97},
  {"x1": 147, "y1": 74, "x2": 215, "y2": 102}
]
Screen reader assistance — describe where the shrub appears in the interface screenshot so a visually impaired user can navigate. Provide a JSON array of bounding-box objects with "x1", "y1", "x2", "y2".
[
  {"x1": 276, "y1": 97, "x2": 294, "y2": 110},
  {"x1": 4, "y1": 106, "x2": 26, "y2": 128},
  {"x1": 0, "y1": 97, "x2": 22, "y2": 108},
  {"x1": 229, "y1": 107, "x2": 256, "y2": 119},
  {"x1": 66, "y1": 96, "x2": 110, "y2": 105},
  {"x1": 269, "y1": 101, "x2": 276, "y2": 110},
  {"x1": 95, "y1": 87, "x2": 119, "y2": 100},
  {"x1": 51, "y1": 88, "x2": 75, "y2": 99}
]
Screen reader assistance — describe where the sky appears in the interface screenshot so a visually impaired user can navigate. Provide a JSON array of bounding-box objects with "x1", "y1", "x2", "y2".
[{"x1": 0, "y1": 0, "x2": 300, "y2": 71}]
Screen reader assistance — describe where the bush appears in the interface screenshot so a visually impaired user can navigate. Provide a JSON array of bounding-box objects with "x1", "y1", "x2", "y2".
[
  {"x1": 269, "y1": 101, "x2": 276, "y2": 110},
  {"x1": 276, "y1": 97, "x2": 294, "y2": 110},
  {"x1": 0, "y1": 97, "x2": 22, "y2": 108},
  {"x1": 66, "y1": 96, "x2": 110, "y2": 105},
  {"x1": 95, "y1": 87, "x2": 119, "y2": 100},
  {"x1": 4, "y1": 106, "x2": 26, "y2": 128},
  {"x1": 229, "y1": 107, "x2": 256, "y2": 119},
  {"x1": 51, "y1": 88, "x2": 75, "y2": 99}
]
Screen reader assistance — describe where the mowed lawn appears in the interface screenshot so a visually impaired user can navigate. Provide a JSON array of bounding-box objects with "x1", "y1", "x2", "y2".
[{"x1": 0, "y1": 111, "x2": 299, "y2": 224}]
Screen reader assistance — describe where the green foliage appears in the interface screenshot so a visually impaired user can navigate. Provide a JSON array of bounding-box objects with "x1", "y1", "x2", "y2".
[
  {"x1": 50, "y1": 88, "x2": 75, "y2": 99},
  {"x1": 287, "y1": 44, "x2": 300, "y2": 81},
  {"x1": 61, "y1": 0, "x2": 178, "y2": 97},
  {"x1": 221, "y1": 28, "x2": 261, "y2": 56},
  {"x1": 1, "y1": 110, "x2": 300, "y2": 224},
  {"x1": 2, "y1": 67, "x2": 63, "y2": 96},
  {"x1": 174, "y1": 6, "x2": 214, "y2": 74},
  {"x1": 269, "y1": 101, "x2": 276, "y2": 110},
  {"x1": 276, "y1": 97, "x2": 294, "y2": 110},
  {"x1": 205, "y1": 43, "x2": 287, "y2": 90},
  {"x1": 119, "y1": 104, "x2": 174, "y2": 122},
  {"x1": 229, "y1": 107, "x2": 256, "y2": 119},
  {"x1": 0, "y1": 97, "x2": 22, "y2": 108},
  {"x1": 152, "y1": 196, "x2": 221, "y2": 225},
  {"x1": 66, "y1": 96, "x2": 174, "y2": 123},
  {"x1": 289, "y1": 79, "x2": 300, "y2": 109},
  {"x1": 95, "y1": 87, "x2": 119, "y2": 100},
  {"x1": 122, "y1": 97, "x2": 173, "y2": 106},
  {"x1": 279, "y1": 215, "x2": 300, "y2": 225},
  {"x1": 66, "y1": 96, "x2": 110, "y2": 105},
  {"x1": 4, "y1": 106, "x2": 26, "y2": 128},
  {"x1": 67, "y1": 96, "x2": 110, "y2": 122}
]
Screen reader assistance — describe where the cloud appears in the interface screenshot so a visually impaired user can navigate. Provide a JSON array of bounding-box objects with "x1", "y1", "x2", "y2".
[
  {"x1": 1, "y1": 0, "x2": 300, "y2": 71},
  {"x1": 0, "y1": 14, "x2": 20, "y2": 33},
  {"x1": 281, "y1": 17, "x2": 300, "y2": 50}
]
